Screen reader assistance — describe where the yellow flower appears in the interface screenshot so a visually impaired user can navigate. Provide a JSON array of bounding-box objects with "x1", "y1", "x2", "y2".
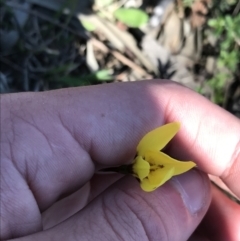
[{"x1": 132, "y1": 122, "x2": 196, "y2": 192}]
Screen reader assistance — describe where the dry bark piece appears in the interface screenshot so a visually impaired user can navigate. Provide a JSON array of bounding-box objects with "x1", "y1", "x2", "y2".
[
  {"x1": 190, "y1": 0, "x2": 212, "y2": 28},
  {"x1": 142, "y1": 35, "x2": 170, "y2": 68},
  {"x1": 86, "y1": 40, "x2": 99, "y2": 72},
  {"x1": 158, "y1": 9, "x2": 183, "y2": 54}
]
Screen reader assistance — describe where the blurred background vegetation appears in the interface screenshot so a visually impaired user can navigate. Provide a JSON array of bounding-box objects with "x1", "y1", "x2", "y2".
[{"x1": 0, "y1": 0, "x2": 239, "y2": 116}]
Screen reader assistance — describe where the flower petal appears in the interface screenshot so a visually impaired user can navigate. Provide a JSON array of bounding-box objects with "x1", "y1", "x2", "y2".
[
  {"x1": 145, "y1": 151, "x2": 196, "y2": 175},
  {"x1": 148, "y1": 167, "x2": 175, "y2": 185},
  {"x1": 137, "y1": 122, "x2": 180, "y2": 157},
  {"x1": 132, "y1": 156, "x2": 150, "y2": 181},
  {"x1": 140, "y1": 168, "x2": 175, "y2": 192},
  {"x1": 140, "y1": 178, "x2": 158, "y2": 192}
]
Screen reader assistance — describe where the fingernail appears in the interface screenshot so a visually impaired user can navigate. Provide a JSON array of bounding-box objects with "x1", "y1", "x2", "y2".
[{"x1": 171, "y1": 169, "x2": 208, "y2": 214}]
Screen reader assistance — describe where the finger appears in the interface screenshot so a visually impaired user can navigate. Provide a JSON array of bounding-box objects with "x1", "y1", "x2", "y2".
[
  {"x1": 88, "y1": 173, "x2": 124, "y2": 201},
  {"x1": 209, "y1": 175, "x2": 239, "y2": 201},
  {"x1": 2, "y1": 80, "x2": 168, "y2": 239},
  {"x1": 188, "y1": 234, "x2": 211, "y2": 241},
  {"x1": 1, "y1": 81, "x2": 166, "y2": 213},
  {"x1": 42, "y1": 173, "x2": 122, "y2": 229},
  {"x1": 2, "y1": 81, "x2": 239, "y2": 204},
  {"x1": 198, "y1": 184, "x2": 240, "y2": 241},
  {"x1": 42, "y1": 182, "x2": 90, "y2": 230},
  {"x1": 160, "y1": 83, "x2": 240, "y2": 198},
  {"x1": 13, "y1": 169, "x2": 211, "y2": 241},
  {"x1": 2, "y1": 80, "x2": 240, "y2": 237}
]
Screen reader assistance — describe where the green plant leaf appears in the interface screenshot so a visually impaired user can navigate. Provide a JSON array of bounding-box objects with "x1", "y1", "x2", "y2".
[
  {"x1": 58, "y1": 76, "x2": 91, "y2": 86},
  {"x1": 95, "y1": 69, "x2": 113, "y2": 81},
  {"x1": 81, "y1": 20, "x2": 96, "y2": 32},
  {"x1": 208, "y1": 19, "x2": 218, "y2": 28},
  {"x1": 114, "y1": 8, "x2": 148, "y2": 28},
  {"x1": 57, "y1": 69, "x2": 113, "y2": 86},
  {"x1": 221, "y1": 38, "x2": 232, "y2": 50}
]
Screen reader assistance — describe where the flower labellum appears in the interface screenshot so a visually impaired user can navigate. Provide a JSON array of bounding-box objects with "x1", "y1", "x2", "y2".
[{"x1": 132, "y1": 122, "x2": 196, "y2": 191}]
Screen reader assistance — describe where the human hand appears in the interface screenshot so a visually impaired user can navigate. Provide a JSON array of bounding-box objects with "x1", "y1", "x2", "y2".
[{"x1": 1, "y1": 80, "x2": 239, "y2": 241}]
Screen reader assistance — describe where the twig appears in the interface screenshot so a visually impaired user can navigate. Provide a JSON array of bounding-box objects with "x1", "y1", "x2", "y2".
[
  {"x1": 111, "y1": 51, "x2": 152, "y2": 78},
  {"x1": 91, "y1": 38, "x2": 108, "y2": 53},
  {"x1": 5, "y1": 1, "x2": 88, "y2": 40},
  {"x1": 78, "y1": 14, "x2": 158, "y2": 74},
  {"x1": 234, "y1": 37, "x2": 240, "y2": 47},
  {"x1": 91, "y1": 38, "x2": 152, "y2": 78},
  {"x1": 176, "y1": 0, "x2": 184, "y2": 19},
  {"x1": 0, "y1": 56, "x2": 23, "y2": 73},
  {"x1": 22, "y1": 56, "x2": 30, "y2": 91},
  {"x1": 233, "y1": 0, "x2": 240, "y2": 15}
]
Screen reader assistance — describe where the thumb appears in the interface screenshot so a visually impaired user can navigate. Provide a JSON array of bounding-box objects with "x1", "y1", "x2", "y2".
[{"x1": 14, "y1": 169, "x2": 211, "y2": 241}]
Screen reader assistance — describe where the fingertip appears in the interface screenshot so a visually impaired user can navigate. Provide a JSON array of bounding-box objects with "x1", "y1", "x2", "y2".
[
  {"x1": 23, "y1": 171, "x2": 211, "y2": 241},
  {"x1": 171, "y1": 169, "x2": 211, "y2": 215},
  {"x1": 200, "y1": 184, "x2": 240, "y2": 241}
]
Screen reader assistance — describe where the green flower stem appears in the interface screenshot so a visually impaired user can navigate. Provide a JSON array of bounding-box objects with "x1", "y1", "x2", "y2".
[{"x1": 99, "y1": 165, "x2": 133, "y2": 174}]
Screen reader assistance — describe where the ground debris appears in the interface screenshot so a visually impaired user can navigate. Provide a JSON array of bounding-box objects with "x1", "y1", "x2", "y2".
[{"x1": 0, "y1": 0, "x2": 239, "y2": 118}]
